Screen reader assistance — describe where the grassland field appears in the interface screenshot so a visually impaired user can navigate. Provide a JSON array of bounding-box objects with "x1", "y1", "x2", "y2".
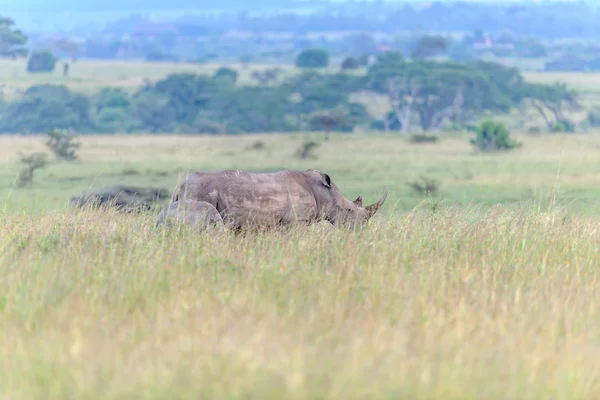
[
  {"x1": 3, "y1": 58, "x2": 600, "y2": 95},
  {"x1": 3, "y1": 60, "x2": 600, "y2": 398}
]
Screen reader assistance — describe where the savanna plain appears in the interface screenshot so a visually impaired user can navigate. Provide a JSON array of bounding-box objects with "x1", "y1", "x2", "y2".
[{"x1": 3, "y1": 63, "x2": 600, "y2": 398}]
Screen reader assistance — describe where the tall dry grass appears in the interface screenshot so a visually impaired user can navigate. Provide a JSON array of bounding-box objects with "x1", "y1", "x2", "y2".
[{"x1": 1, "y1": 200, "x2": 600, "y2": 399}]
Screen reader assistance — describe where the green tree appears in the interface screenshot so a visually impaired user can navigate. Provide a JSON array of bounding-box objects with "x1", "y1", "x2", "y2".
[
  {"x1": 45, "y1": 128, "x2": 80, "y2": 161},
  {"x1": 470, "y1": 120, "x2": 521, "y2": 152},
  {"x1": 16, "y1": 152, "x2": 50, "y2": 187},
  {"x1": 0, "y1": 85, "x2": 94, "y2": 133},
  {"x1": 214, "y1": 67, "x2": 238, "y2": 83},
  {"x1": 0, "y1": 17, "x2": 27, "y2": 59},
  {"x1": 522, "y1": 82, "x2": 578, "y2": 131},
  {"x1": 340, "y1": 56, "x2": 362, "y2": 70},
  {"x1": 27, "y1": 50, "x2": 58, "y2": 73},
  {"x1": 296, "y1": 48, "x2": 330, "y2": 69},
  {"x1": 95, "y1": 88, "x2": 131, "y2": 113},
  {"x1": 411, "y1": 35, "x2": 448, "y2": 61},
  {"x1": 309, "y1": 107, "x2": 348, "y2": 141}
]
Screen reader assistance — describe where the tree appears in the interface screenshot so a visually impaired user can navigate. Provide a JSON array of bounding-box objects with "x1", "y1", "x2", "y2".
[
  {"x1": 411, "y1": 35, "x2": 448, "y2": 61},
  {"x1": 470, "y1": 120, "x2": 521, "y2": 152},
  {"x1": 45, "y1": 128, "x2": 81, "y2": 161},
  {"x1": 0, "y1": 17, "x2": 27, "y2": 59},
  {"x1": 309, "y1": 108, "x2": 348, "y2": 141},
  {"x1": 0, "y1": 85, "x2": 94, "y2": 133},
  {"x1": 341, "y1": 56, "x2": 362, "y2": 70},
  {"x1": 214, "y1": 67, "x2": 238, "y2": 83},
  {"x1": 296, "y1": 48, "x2": 329, "y2": 69},
  {"x1": 522, "y1": 83, "x2": 579, "y2": 131},
  {"x1": 27, "y1": 50, "x2": 58, "y2": 73},
  {"x1": 384, "y1": 76, "x2": 421, "y2": 133},
  {"x1": 367, "y1": 60, "x2": 520, "y2": 132},
  {"x1": 16, "y1": 152, "x2": 50, "y2": 187}
]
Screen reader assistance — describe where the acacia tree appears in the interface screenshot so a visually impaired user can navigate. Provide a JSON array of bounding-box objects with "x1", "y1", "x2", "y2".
[
  {"x1": 385, "y1": 76, "x2": 420, "y2": 133},
  {"x1": 0, "y1": 16, "x2": 27, "y2": 59},
  {"x1": 309, "y1": 107, "x2": 348, "y2": 141},
  {"x1": 522, "y1": 83, "x2": 579, "y2": 131},
  {"x1": 368, "y1": 59, "x2": 516, "y2": 132}
]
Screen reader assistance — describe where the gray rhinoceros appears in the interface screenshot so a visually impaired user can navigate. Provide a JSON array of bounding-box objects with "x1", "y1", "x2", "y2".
[
  {"x1": 156, "y1": 199, "x2": 225, "y2": 231},
  {"x1": 169, "y1": 169, "x2": 387, "y2": 229}
]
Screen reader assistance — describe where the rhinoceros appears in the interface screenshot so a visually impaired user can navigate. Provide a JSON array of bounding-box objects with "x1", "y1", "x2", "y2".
[
  {"x1": 170, "y1": 169, "x2": 387, "y2": 229},
  {"x1": 156, "y1": 199, "x2": 225, "y2": 231}
]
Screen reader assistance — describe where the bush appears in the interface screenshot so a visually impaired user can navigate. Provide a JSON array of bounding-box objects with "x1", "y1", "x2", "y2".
[
  {"x1": 295, "y1": 141, "x2": 320, "y2": 160},
  {"x1": 296, "y1": 48, "x2": 329, "y2": 69},
  {"x1": 587, "y1": 110, "x2": 600, "y2": 127},
  {"x1": 16, "y1": 152, "x2": 50, "y2": 187},
  {"x1": 340, "y1": 56, "x2": 362, "y2": 70},
  {"x1": 27, "y1": 50, "x2": 58, "y2": 73},
  {"x1": 214, "y1": 67, "x2": 238, "y2": 83},
  {"x1": 550, "y1": 119, "x2": 576, "y2": 133},
  {"x1": 45, "y1": 128, "x2": 81, "y2": 161},
  {"x1": 470, "y1": 120, "x2": 521, "y2": 152},
  {"x1": 407, "y1": 176, "x2": 440, "y2": 196},
  {"x1": 409, "y1": 133, "x2": 439, "y2": 144}
]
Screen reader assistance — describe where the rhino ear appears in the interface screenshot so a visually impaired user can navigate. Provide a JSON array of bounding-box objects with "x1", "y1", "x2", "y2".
[
  {"x1": 353, "y1": 196, "x2": 363, "y2": 206},
  {"x1": 320, "y1": 173, "x2": 332, "y2": 188}
]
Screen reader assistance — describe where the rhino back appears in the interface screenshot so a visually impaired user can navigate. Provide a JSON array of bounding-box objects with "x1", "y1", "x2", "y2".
[{"x1": 179, "y1": 170, "x2": 319, "y2": 227}]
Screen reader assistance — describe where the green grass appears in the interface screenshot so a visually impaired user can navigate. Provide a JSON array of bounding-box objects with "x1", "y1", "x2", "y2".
[
  {"x1": 4, "y1": 132, "x2": 600, "y2": 216},
  {"x1": 0, "y1": 59, "x2": 297, "y2": 98}
]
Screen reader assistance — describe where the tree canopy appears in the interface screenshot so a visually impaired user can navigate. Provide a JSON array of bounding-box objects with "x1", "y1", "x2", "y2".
[{"x1": 0, "y1": 17, "x2": 27, "y2": 59}]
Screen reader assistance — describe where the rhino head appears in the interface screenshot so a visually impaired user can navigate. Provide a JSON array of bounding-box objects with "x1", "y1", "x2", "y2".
[{"x1": 310, "y1": 170, "x2": 388, "y2": 227}]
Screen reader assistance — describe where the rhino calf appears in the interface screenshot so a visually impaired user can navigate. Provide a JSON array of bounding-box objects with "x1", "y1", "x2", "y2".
[{"x1": 156, "y1": 199, "x2": 224, "y2": 231}]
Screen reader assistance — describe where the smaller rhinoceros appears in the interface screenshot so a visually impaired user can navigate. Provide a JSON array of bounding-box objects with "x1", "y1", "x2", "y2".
[{"x1": 156, "y1": 199, "x2": 224, "y2": 231}]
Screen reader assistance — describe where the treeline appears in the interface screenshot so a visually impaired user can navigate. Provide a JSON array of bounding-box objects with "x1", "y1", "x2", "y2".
[
  {"x1": 0, "y1": 56, "x2": 576, "y2": 135},
  {"x1": 98, "y1": 2, "x2": 600, "y2": 39}
]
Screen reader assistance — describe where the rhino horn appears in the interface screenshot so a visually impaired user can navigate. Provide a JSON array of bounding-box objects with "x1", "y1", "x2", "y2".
[
  {"x1": 366, "y1": 188, "x2": 388, "y2": 218},
  {"x1": 353, "y1": 196, "x2": 363, "y2": 207}
]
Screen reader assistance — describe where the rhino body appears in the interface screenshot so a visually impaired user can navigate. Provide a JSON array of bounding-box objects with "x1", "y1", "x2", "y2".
[
  {"x1": 170, "y1": 169, "x2": 387, "y2": 229},
  {"x1": 156, "y1": 199, "x2": 225, "y2": 231}
]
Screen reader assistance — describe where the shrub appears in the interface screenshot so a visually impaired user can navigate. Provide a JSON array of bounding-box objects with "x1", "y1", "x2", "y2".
[
  {"x1": 246, "y1": 140, "x2": 266, "y2": 150},
  {"x1": 340, "y1": 56, "x2": 361, "y2": 70},
  {"x1": 45, "y1": 128, "x2": 81, "y2": 161},
  {"x1": 296, "y1": 48, "x2": 329, "y2": 69},
  {"x1": 409, "y1": 133, "x2": 439, "y2": 144},
  {"x1": 587, "y1": 110, "x2": 600, "y2": 127},
  {"x1": 550, "y1": 119, "x2": 576, "y2": 133},
  {"x1": 16, "y1": 152, "x2": 50, "y2": 187},
  {"x1": 27, "y1": 50, "x2": 58, "y2": 73},
  {"x1": 214, "y1": 67, "x2": 238, "y2": 83},
  {"x1": 407, "y1": 176, "x2": 440, "y2": 196},
  {"x1": 295, "y1": 141, "x2": 320, "y2": 160},
  {"x1": 470, "y1": 120, "x2": 521, "y2": 152}
]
